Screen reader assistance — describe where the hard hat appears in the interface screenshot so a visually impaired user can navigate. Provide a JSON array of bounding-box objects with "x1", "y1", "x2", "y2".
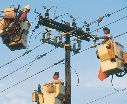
[
  {"x1": 103, "y1": 27, "x2": 109, "y2": 31},
  {"x1": 103, "y1": 27, "x2": 110, "y2": 32},
  {"x1": 54, "y1": 72, "x2": 59, "y2": 77},
  {"x1": 24, "y1": 5, "x2": 30, "y2": 10}
]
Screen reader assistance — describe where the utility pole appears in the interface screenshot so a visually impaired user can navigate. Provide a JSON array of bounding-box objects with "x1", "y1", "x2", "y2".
[
  {"x1": 33, "y1": 8, "x2": 91, "y2": 103},
  {"x1": 65, "y1": 32, "x2": 71, "y2": 104}
]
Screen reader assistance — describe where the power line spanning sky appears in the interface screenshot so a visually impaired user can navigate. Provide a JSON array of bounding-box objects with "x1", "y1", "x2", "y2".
[{"x1": 0, "y1": 0, "x2": 127, "y2": 104}]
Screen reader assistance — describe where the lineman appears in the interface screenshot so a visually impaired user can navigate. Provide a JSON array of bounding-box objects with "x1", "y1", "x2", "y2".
[
  {"x1": 19, "y1": 5, "x2": 31, "y2": 21},
  {"x1": 95, "y1": 27, "x2": 113, "y2": 43},
  {"x1": 52, "y1": 72, "x2": 64, "y2": 85}
]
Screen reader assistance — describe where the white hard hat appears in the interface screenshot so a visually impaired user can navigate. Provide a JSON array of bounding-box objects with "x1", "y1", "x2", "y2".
[{"x1": 24, "y1": 5, "x2": 30, "y2": 10}]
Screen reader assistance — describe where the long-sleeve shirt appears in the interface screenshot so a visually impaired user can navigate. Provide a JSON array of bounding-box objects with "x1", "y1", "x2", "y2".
[{"x1": 19, "y1": 11, "x2": 27, "y2": 21}]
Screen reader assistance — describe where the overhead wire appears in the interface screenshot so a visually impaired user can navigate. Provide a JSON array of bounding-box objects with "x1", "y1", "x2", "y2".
[
  {"x1": 24, "y1": 47, "x2": 57, "y2": 73},
  {"x1": 0, "y1": 43, "x2": 43, "y2": 69},
  {"x1": 70, "y1": 66, "x2": 79, "y2": 86},
  {"x1": 20, "y1": 7, "x2": 127, "y2": 67},
  {"x1": 59, "y1": 62, "x2": 80, "y2": 86},
  {"x1": 1, "y1": 4, "x2": 127, "y2": 77},
  {"x1": 0, "y1": 5, "x2": 127, "y2": 95},
  {"x1": 46, "y1": 5, "x2": 127, "y2": 104},
  {"x1": 86, "y1": 86, "x2": 127, "y2": 104},
  {"x1": 0, "y1": 12, "x2": 126, "y2": 75},
  {"x1": 111, "y1": 75, "x2": 120, "y2": 91},
  {"x1": 0, "y1": 28, "x2": 57, "y2": 69},
  {"x1": 0, "y1": 58, "x2": 65, "y2": 93},
  {"x1": 90, "y1": 15, "x2": 127, "y2": 33},
  {"x1": 0, "y1": 47, "x2": 57, "y2": 81},
  {"x1": 0, "y1": 31, "x2": 126, "y2": 93},
  {"x1": 88, "y1": 6, "x2": 127, "y2": 26}
]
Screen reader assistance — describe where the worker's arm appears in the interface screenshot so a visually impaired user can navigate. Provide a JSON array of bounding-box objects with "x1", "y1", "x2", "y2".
[
  {"x1": 97, "y1": 34, "x2": 112, "y2": 39},
  {"x1": 19, "y1": 12, "x2": 27, "y2": 21},
  {"x1": 99, "y1": 36, "x2": 109, "y2": 39}
]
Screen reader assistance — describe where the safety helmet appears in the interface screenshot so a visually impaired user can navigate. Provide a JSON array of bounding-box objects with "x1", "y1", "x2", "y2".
[
  {"x1": 24, "y1": 5, "x2": 31, "y2": 10},
  {"x1": 54, "y1": 72, "x2": 59, "y2": 77},
  {"x1": 103, "y1": 27, "x2": 110, "y2": 33}
]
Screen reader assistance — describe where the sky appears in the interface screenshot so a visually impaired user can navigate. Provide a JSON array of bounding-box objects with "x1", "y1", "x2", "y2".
[{"x1": 0, "y1": 0, "x2": 127, "y2": 104}]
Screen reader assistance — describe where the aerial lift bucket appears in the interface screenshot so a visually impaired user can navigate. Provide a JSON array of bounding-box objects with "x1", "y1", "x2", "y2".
[
  {"x1": 0, "y1": 19, "x2": 6, "y2": 37},
  {"x1": 123, "y1": 52, "x2": 127, "y2": 64},
  {"x1": 7, "y1": 21, "x2": 31, "y2": 51}
]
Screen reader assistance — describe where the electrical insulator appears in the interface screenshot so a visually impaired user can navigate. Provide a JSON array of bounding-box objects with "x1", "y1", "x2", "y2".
[
  {"x1": 77, "y1": 40, "x2": 81, "y2": 50},
  {"x1": 73, "y1": 43, "x2": 76, "y2": 49},
  {"x1": 86, "y1": 27, "x2": 90, "y2": 32},
  {"x1": 72, "y1": 22, "x2": 76, "y2": 27},
  {"x1": 42, "y1": 33, "x2": 45, "y2": 42},
  {"x1": 43, "y1": 34, "x2": 45, "y2": 39},
  {"x1": 45, "y1": 12, "x2": 49, "y2": 18},
  {"x1": 39, "y1": 15, "x2": 43, "y2": 21},
  {"x1": 58, "y1": 35, "x2": 62, "y2": 43},
  {"x1": 46, "y1": 32, "x2": 50, "y2": 40},
  {"x1": 54, "y1": 36, "x2": 57, "y2": 43}
]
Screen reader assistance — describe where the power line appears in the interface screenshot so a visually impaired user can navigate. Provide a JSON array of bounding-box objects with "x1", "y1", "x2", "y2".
[
  {"x1": 86, "y1": 87, "x2": 127, "y2": 104},
  {"x1": 0, "y1": 43, "x2": 43, "y2": 69},
  {"x1": 0, "y1": 48, "x2": 56, "y2": 81},
  {"x1": 60, "y1": 62, "x2": 80, "y2": 86},
  {"x1": 0, "y1": 31, "x2": 126, "y2": 93},
  {"x1": 0, "y1": 58, "x2": 65, "y2": 93},
  {"x1": 71, "y1": 15, "x2": 127, "y2": 45},
  {"x1": 91, "y1": 15, "x2": 127, "y2": 33},
  {"x1": 88, "y1": 6, "x2": 127, "y2": 26},
  {"x1": 70, "y1": 66, "x2": 79, "y2": 86}
]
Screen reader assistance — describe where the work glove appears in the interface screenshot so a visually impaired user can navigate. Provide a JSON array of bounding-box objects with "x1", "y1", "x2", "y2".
[{"x1": 94, "y1": 36, "x2": 99, "y2": 40}]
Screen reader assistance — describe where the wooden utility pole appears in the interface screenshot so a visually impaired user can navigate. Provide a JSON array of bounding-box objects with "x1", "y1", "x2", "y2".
[
  {"x1": 35, "y1": 12, "x2": 91, "y2": 103},
  {"x1": 65, "y1": 33, "x2": 71, "y2": 104}
]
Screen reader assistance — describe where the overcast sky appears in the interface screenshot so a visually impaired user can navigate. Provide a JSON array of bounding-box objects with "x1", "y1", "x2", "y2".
[{"x1": 0, "y1": 0, "x2": 127, "y2": 104}]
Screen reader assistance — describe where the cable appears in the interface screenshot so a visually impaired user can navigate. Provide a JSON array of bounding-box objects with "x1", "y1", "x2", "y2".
[
  {"x1": 0, "y1": 58, "x2": 65, "y2": 93},
  {"x1": 90, "y1": 15, "x2": 127, "y2": 33},
  {"x1": 114, "y1": 32, "x2": 127, "y2": 38},
  {"x1": 88, "y1": 6, "x2": 127, "y2": 26},
  {"x1": 86, "y1": 87, "x2": 127, "y2": 104},
  {"x1": 69, "y1": 15, "x2": 127, "y2": 46},
  {"x1": 61, "y1": 62, "x2": 80, "y2": 86},
  {"x1": 1, "y1": 31, "x2": 126, "y2": 93},
  {"x1": 0, "y1": 43, "x2": 43, "y2": 69},
  {"x1": 70, "y1": 66, "x2": 79, "y2": 86},
  {"x1": 0, "y1": 48, "x2": 56, "y2": 81},
  {"x1": 24, "y1": 47, "x2": 57, "y2": 73},
  {"x1": 111, "y1": 75, "x2": 120, "y2": 91}
]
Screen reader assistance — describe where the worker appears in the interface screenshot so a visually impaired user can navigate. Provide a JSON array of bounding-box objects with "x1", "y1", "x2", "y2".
[
  {"x1": 52, "y1": 72, "x2": 64, "y2": 85},
  {"x1": 95, "y1": 27, "x2": 113, "y2": 43},
  {"x1": 19, "y1": 5, "x2": 30, "y2": 21}
]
